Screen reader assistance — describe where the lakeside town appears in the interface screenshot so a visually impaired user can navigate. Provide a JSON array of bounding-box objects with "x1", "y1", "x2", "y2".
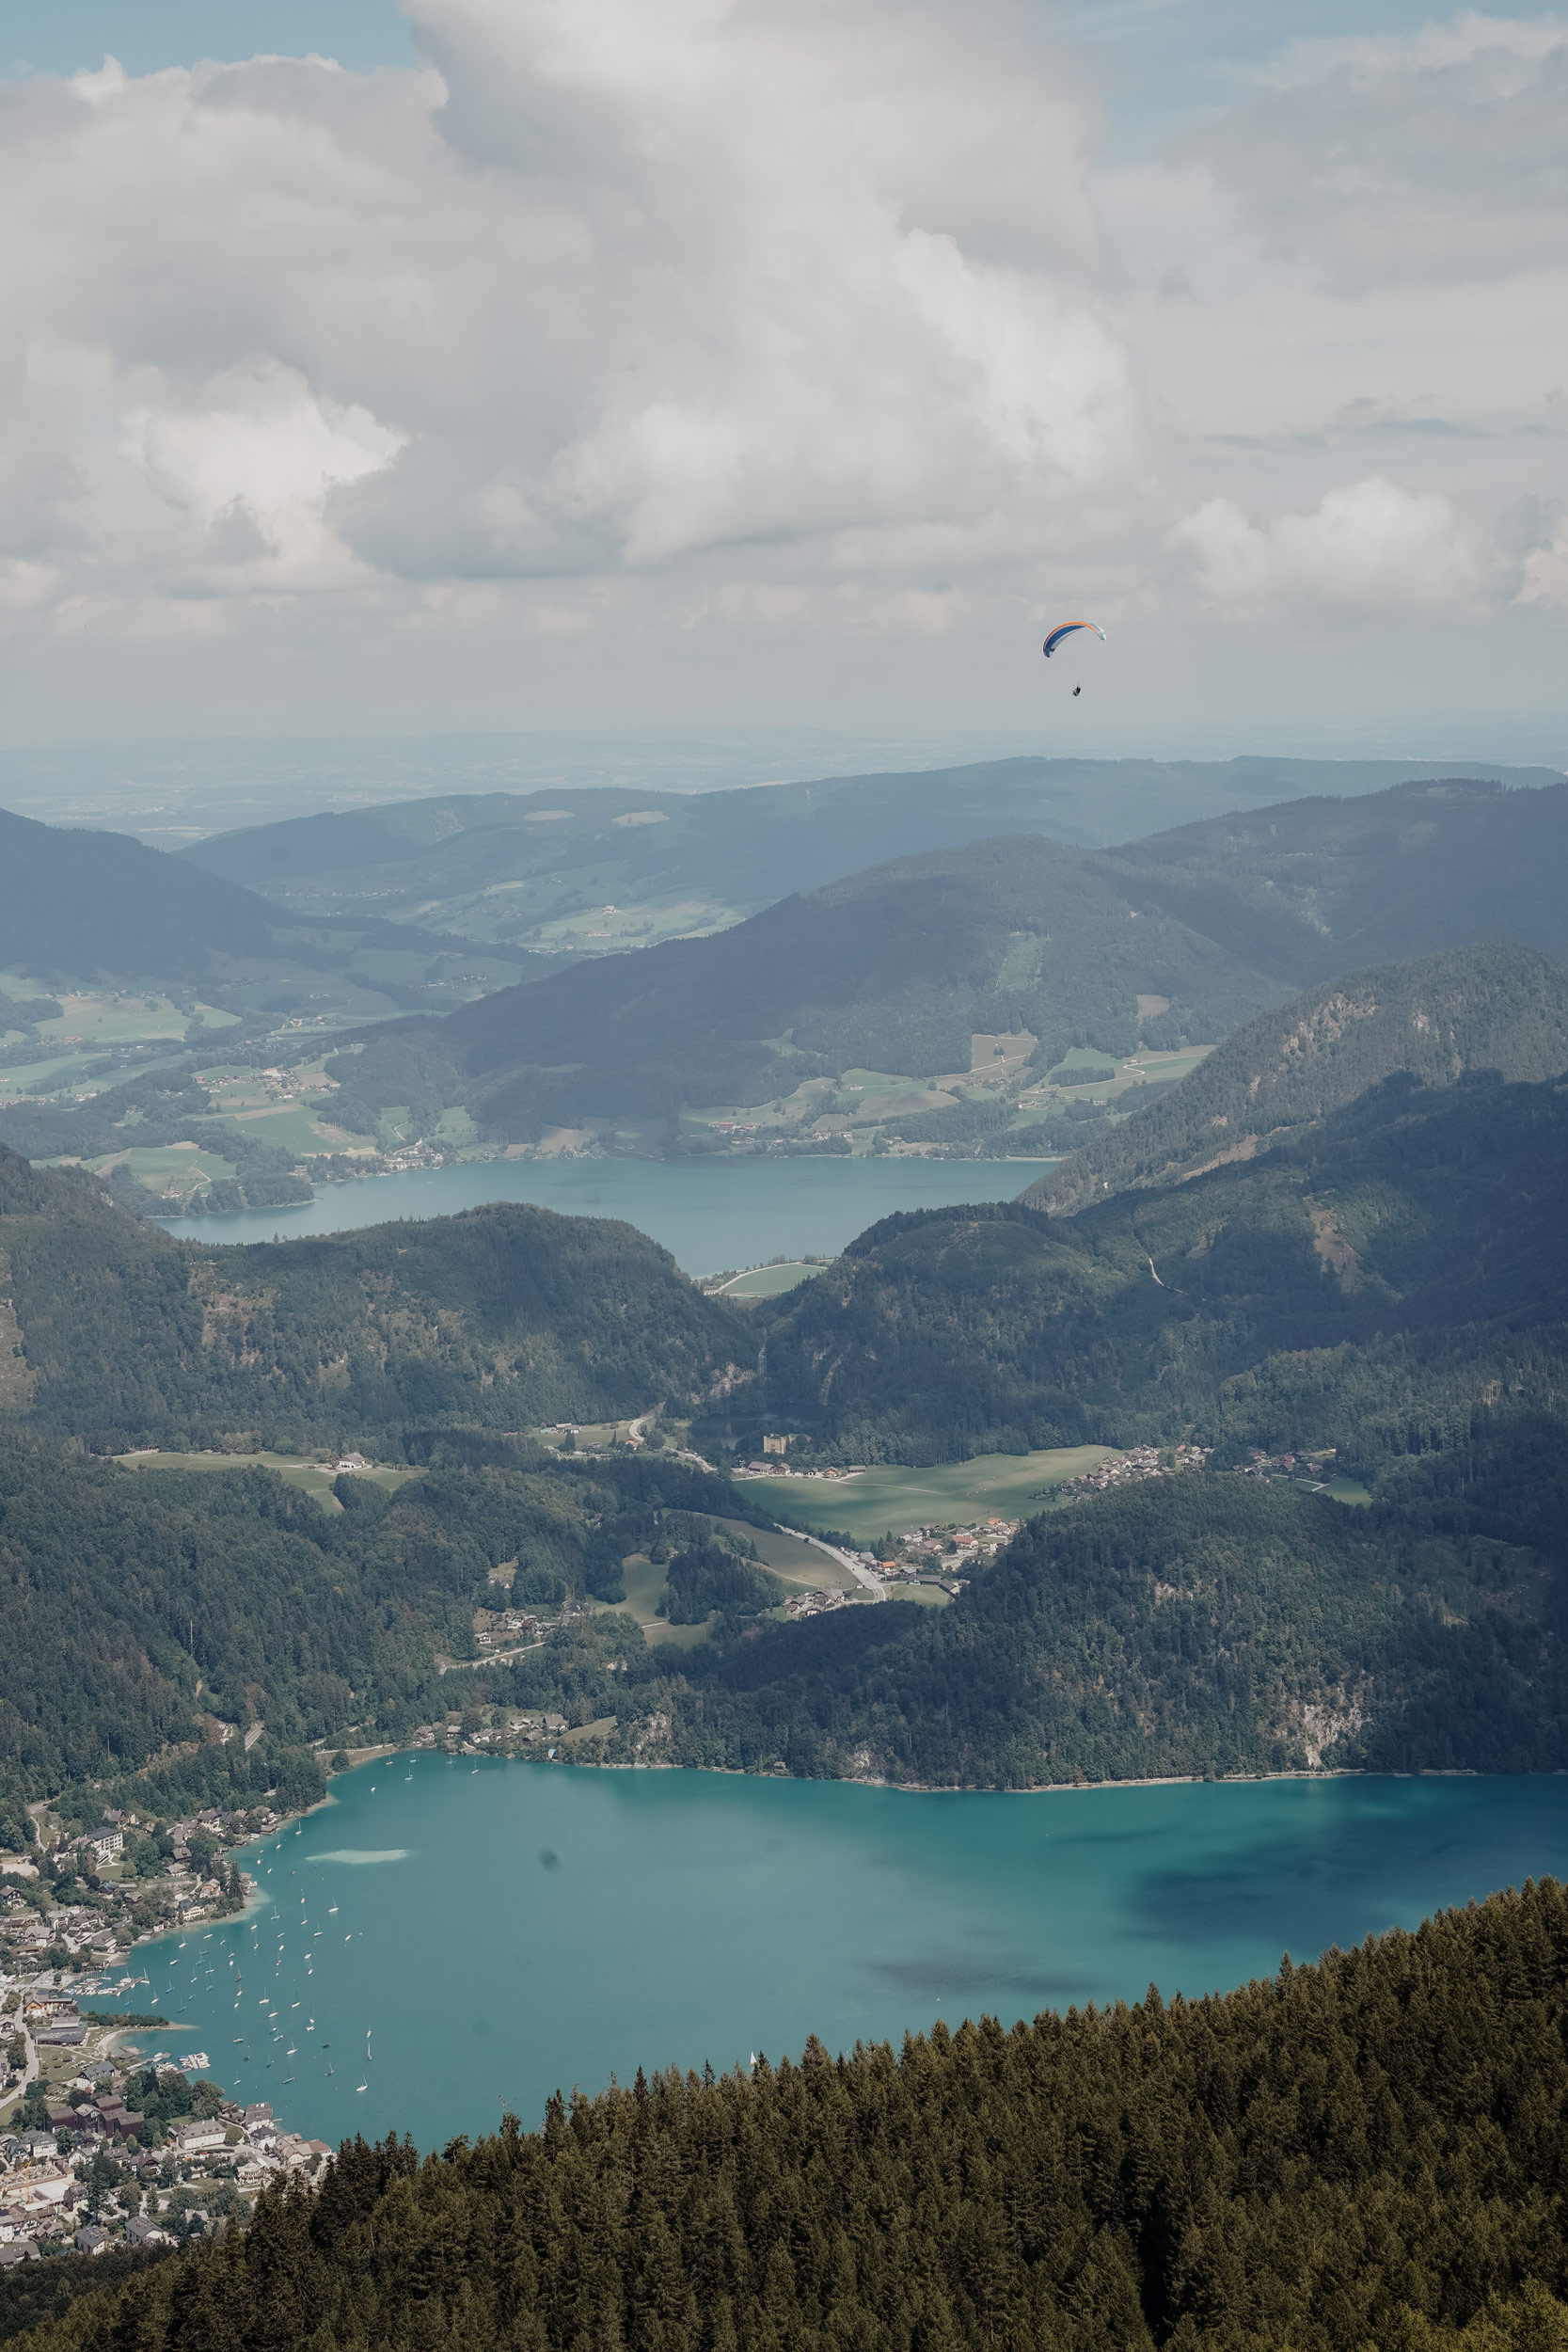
[
  {"x1": 0, "y1": 1433, "x2": 1236, "y2": 2270},
  {"x1": 1, "y1": 1803, "x2": 332, "y2": 2265}
]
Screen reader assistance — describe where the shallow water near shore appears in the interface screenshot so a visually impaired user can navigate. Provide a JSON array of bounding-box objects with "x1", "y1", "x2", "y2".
[
  {"x1": 156, "y1": 1152, "x2": 1055, "y2": 1272},
  {"x1": 96, "y1": 1766, "x2": 1568, "y2": 2153}
]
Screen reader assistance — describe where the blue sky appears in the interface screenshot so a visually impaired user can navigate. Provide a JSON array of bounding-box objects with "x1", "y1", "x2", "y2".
[
  {"x1": 0, "y1": 0, "x2": 1562, "y2": 760},
  {"x1": 2, "y1": 2, "x2": 414, "y2": 78}
]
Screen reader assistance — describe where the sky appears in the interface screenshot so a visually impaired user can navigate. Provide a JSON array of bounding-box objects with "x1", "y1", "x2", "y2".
[{"x1": 0, "y1": 0, "x2": 1564, "y2": 762}]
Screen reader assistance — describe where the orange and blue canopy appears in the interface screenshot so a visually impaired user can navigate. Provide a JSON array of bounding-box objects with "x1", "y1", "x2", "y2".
[{"x1": 1041, "y1": 621, "x2": 1107, "y2": 659}]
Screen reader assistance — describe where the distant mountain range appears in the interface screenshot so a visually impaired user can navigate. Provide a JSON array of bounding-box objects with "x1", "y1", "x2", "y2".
[
  {"x1": 0, "y1": 805, "x2": 282, "y2": 981},
  {"x1": 0, "y1": 803, "x2": 556, "y2": 1086},
  {"x1": 180, "y1": 753, "x2": 1561, "y2": 951},
  {"x1": 745, "y1": 940, "x2": 1568, "y2": 1549},
  {"x1": 324, "y1": 776, "x2": 1568, "y2": 1145},
  {"x1": 11, "y1": 771, "x2": 1568, "y2": 1195}
]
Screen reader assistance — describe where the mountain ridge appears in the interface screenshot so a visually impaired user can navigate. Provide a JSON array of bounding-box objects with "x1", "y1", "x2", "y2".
[
  {"x1": 1022, "y1": 938, "x2": 1568, "y2": 1214},
  {"x1": 0, "y1": 1146, "x2": 749, "y2": 1452}
]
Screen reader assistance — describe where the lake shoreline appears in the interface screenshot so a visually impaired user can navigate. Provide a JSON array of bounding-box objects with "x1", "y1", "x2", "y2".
[{"x1": 74, "y1": 1767, "x2": 1568, "y2": 2155}]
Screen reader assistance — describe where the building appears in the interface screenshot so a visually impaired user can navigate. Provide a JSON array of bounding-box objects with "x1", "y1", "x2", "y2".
[
  {"x1": 125, "y1": 2216, "x2": 175, "y2": 2247},
  {"x1": 761, "y1": 1434, "x2": 791, "y2": 1456}
]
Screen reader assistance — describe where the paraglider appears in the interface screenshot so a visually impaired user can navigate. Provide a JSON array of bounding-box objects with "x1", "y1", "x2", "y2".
[
  {"x1": 1041, "y1": 621, "x2": 1106, "y2": 660},
  {"x1": 1043, "y1": 620, "x2": 1105, "y2": 703}
]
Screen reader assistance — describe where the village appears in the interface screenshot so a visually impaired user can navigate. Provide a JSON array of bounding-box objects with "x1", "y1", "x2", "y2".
[
  {"x1": 1054, "y1": 1442, "x2": 1212, "y2": 1500},
  {"x1": 0, "y1": 1799, "x2": 338, "y2": 2263},
  {"x1": 1, "y1": 1976, "x2": 329, "y2": 2265},
  {"x1": 780, "y1": 1518, "x2": 1026, "y2": 1618}
]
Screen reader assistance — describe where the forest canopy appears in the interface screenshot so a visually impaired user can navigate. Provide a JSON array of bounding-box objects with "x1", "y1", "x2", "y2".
[{"x1": 13, "y1": 1879, "x2": 1568, "y2": 2351}]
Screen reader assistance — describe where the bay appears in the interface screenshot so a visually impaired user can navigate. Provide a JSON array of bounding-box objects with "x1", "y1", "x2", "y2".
[
  {"x1": 101, "y1": 1765, "x2": 1568, "y2": 2154},
  {"x1": 157, "y1": 1154, "x2": 1054, "y2": 1275}
]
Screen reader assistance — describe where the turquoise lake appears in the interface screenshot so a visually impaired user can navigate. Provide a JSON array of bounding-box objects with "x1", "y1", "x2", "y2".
[
  {"x1": 156, "y1": 1154, "x2": 1054, "y2": 1274},
  {"x1": 98, "y1": 1765, "x2": 1568, "y2": 2154}
]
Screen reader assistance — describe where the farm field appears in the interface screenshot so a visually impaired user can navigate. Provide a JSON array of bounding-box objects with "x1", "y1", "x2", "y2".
[
  {"x1": 749, "y1": 1446, "x2": 1114, "y2": 1545},
  {"x1": 526, "y1": 894, "x2": 741, "y2": 954},
  {"x1": 114, "y1": 1449, "x2": 420, "y2": 1502},
  {"x1": 609, "y1": 1556, "x2": 714, "y2": 1650},
  {"x1": 715, "y1": 1262, "x2": 823, "y2": 1297},
  {"x1": 91, "y1": 1142, "x2": 239, "y2": 1200},
  {"x1": 712, "y1": 1518, "x2": 857, "y2": 1589},
  {"x1": 599, "y1": 1515, "x2": 861, "y2": 1651}
]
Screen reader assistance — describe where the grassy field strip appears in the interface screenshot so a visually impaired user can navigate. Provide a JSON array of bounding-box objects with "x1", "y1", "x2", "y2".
[
  {"x1": 114, "y1": 1450, "x2": 421, "y2": 1503},
  {"x1": 713, "y1": 1263, "x2": 823, "y2": 1297},
  {"x1": 750, "y1": 1446, "x2": 1114, "y2": 1546}
]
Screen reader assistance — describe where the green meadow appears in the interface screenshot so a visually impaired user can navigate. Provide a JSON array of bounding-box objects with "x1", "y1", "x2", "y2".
[
  {"x1": 750, "y1": 1446, "x2": 1112, "y2": 1545},
  {"x1": 115, "y1": 1450, "x2": 421, "y2": 1504}
]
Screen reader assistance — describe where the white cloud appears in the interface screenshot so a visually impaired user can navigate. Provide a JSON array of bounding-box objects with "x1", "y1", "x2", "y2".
[
  {"x1": 0, "y1": 0, "x2": 1144, "y2": 639},
  {"x1": 1171, "y1": 477, "x2": 1482, "y2": 609},
  {"x1": 0, "y1": 2, "x2": 1561, "y2": 742},
  {"x1": 1176, "y1": 12, "x2": 1568, "y2": 289},
  {"x1": 119, "y1": 361, "x2": 404, "y2": 584}
]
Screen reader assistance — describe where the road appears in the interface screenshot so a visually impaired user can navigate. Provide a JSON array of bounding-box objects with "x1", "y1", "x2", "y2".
[
  {"x1": 0, "y1": 2018, "x2": 39, "y2": 2126},
  {"x1": 774, "y1": 1525, "x2": 886, "y2": 1601}
]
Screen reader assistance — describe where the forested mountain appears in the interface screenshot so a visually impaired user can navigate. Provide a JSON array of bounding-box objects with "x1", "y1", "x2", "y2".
[
  {"x1": 180, "y1": 754, "x2": 1559, "y2": 947},
  {"x1": 298, "y1": 777, "x2": 1568, "y2": 1146},
  {"x1": 1029, "y1": 940, "x2": 1568, "y2": 1214},
  {"x1": 750, "y1": 1064, "x2": 1568, "y2": 1543},
  {"x1": 0, "y1": 1149, "x2": 748, "y2": 1451},
  {"x1": 0, "y1": 1431, "x2": 768, "y2": 1832},
  {"x1": 15, "y1": 1882, "x2": 1568, "y2": 2351},
  {"x1": 327, "y1": 833, "x2": 1285, "y2": 1140},
  {"x1": 0, "y1": 806, "x2": 281, "y2": 981},
  {"x1": 651, "y1": 1477, "x2": 1568, "y2": 1786},
  {"x1": 1096, "y1": 773, "x2": 1568, "y2": 988}
]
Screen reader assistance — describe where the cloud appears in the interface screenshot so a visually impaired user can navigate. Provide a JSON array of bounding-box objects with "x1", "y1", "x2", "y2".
[
  {"x1": 0, "y1": 2, "x2": 1561, "y2": 741},
  {"x1": 1170, "y1": 476, "x2": 1482, "y2": 609},
  {"x1": 1177, "y1": 13, "x2": 1568, "y2": 289},
  {"x1": 119, "y1": 360, "x2": 404, "y2": 584},
  {"x1": 0, "y1": 0, "x2": 1144, "y2": 640}
]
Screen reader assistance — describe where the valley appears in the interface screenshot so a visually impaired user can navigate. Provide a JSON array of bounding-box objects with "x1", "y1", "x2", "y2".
[
  {"x1": 11, "y1": 770, "x2": 1567, "y2": 1223},
  {"x1": 7, "y1": 768, "x2": 1568, "y2": 2344}
]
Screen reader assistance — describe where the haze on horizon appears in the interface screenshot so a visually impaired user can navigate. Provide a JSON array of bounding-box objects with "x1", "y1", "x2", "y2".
[{"x1": 1, "y1": 0, "x2": 1564, "y2": 771}]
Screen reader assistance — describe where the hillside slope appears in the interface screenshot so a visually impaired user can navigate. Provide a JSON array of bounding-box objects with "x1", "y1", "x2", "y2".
[
  {"x1": 0, "y1": 805, "x2": 281, "y2": 979},
  {"x1": 1094, "y1": 773, "x2": 1568, "y2": 984},
  {"x1": 309, "y1": 778, "x2": 1568, "y2": 1148},
  {"x1": 0, "y1": 1431, "x2": 773, "y2": 1822},
  {"x1": 672, "y1": 1473, "x2": 1568, "y2": 1784},
  {"x1": 331, "y1": 832, "x2": 1285, "y2": 1139},
  {"x1": 180, "y1": 753, "x2": 1562, "y2": 952},
  {"x1": 1024, "y1": 939, "x2": 1568, "y2": 1214},
  {"x1": 16, "y1": 1883, "x2": 1568, "y2": 2351},
  {"x1": 0, "y1": 1148, "x2": 748, "y2": 1450},
  {"x1": 751, "y1": 1062, "x2": 1568, "y2": 1544}
]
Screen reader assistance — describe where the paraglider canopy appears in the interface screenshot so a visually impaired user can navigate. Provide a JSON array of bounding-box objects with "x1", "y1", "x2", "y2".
[{"x1": 1042, "y1": 621, "x2": 1107, "y2": 660}]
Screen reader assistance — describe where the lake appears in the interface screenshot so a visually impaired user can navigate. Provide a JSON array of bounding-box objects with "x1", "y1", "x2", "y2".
[
  {"x1": 99, "y1": 1765, "x2": 1568, "y2": 2155},
  {"x1": 157, "y1": 1155, "x2": 1054, "y2": 1275}
]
